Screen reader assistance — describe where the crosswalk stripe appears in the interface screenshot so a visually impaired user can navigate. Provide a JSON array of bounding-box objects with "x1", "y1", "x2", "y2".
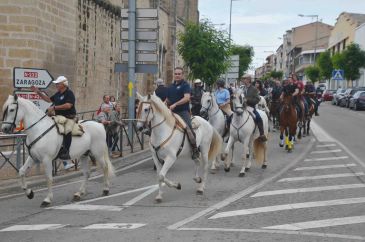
[
  {"x1": 316, "y1": 144, "x2": 336, "y2": 148},
  {"x1": 51, "y1": 204, "x2": 123, "y2": 211},
  {"x1": 304, "y1": 156, "x2": 348, "y2": 162},
  {"x1": 294, "y1": 163, "x2": 357, "y2": 171},
  {"x1": 0, "y1": 224, "x2": 67, "y2": 231},
  {"x1": 263, "y1": 215, "x2": 365, "y2": 231},
  {"x1": 251, "y1": 184, "x2": 365, "y2": 197},
  {"x1": 82, "y1": 223, "x2": 146, "y2": 230},
  {"x1": 209, "y1": 197, "x2": 365, "y2": 219},
  {"x1": 310, "y1": 149, "x2": 342, "y2": 154},
  {"x1": 278, "y1": 172, "x2": 365, "y2": 182}
]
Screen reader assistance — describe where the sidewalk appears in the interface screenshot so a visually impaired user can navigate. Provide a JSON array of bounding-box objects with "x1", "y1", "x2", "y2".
[{"x1": 0, "y1": 146, "x2": 152, "y2": 195}]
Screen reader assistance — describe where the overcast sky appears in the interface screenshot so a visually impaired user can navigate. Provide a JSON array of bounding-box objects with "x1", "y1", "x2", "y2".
[{"x1": 199, "y1": 0, "x2": 365, "y2": 73}]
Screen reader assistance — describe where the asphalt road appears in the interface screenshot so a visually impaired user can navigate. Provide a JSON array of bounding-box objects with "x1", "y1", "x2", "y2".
[{"x1": 0, "y1": 102, "x2": 364, "y2": 242}]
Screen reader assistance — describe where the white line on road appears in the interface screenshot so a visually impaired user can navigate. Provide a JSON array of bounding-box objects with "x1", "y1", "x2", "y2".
[
  {"x1": 0, "y1": 224, "x2": 67, "y2": 231},
  {"x1": 310, "y1": 121, "x2": 335, "y2": 142},
  {"x1": 304, "y1": 156, "x2": 349, "y2": 162},
  {"x1": 251, "y1": 184, "x2": 365, "y2": 197},
  {"x1": 166, "y1": 138, "x2": 316, "y2": 230},
  {"x1": 310, "y1": 149, "x2": 342, "y2": 154},
  {"x1": 294, "y1": 164, "x2": 356, "y2": 171},
  {"x1": 263, "y1": 215, "x2": 365, "y2": 231},
  {"x1": 316, "y1": 144, "x2": 336, "y2": 148},
  {"x1": 0, "y1": 157, "x2": 152, "y2": 201},
  {"x1": 51, "y1": 204, "x2": 123, "y2": 211},
  {"x1": 82, "y1": 223, "x2": 146, "y2": 230},
  {"x1": 123, "y1": 185, "x2": 159, "y2": 206},
  {"x1": 209, "y1": 197, "x2": 365, "y2": 219},
  {"x1": 278, "y1": 172, "x2": 365, "y2": 182},
  {"x1": 178, "y1": 227, "x2": 365, "y2": 241}
]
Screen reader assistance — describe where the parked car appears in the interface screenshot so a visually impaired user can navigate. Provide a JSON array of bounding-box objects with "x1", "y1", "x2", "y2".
[
  {"x1": 338, "y1": 88, "x2": 353, "y2": 107},
  {"x1": 349, "y1": 91, "x2": 365, "y2": 110},
  {"x1": 322, "y1": 89, "x2": 335, "y2": 101},
  {"x1": 332, "y1": 88, "x2": 346, "y2": 105}
]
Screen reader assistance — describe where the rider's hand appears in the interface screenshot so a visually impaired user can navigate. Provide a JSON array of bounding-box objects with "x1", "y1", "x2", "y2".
[
  {"x1": 30, "y1": 86, "x2": 39, "y2": 93},
  {"x1": 169, "y1": 103, "x2": 176, "y2": 111}
]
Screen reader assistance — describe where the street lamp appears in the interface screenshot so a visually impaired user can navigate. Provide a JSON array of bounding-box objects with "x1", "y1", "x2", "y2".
[
  {"x1": 298, "y1": 14, "x2": 319, "y2": 63},
  {"x1": 229, "y1": 0, "x2": 242, "y2": 42}
]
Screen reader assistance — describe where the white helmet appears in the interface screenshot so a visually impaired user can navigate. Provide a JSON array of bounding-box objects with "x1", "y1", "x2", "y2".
[{"x1": 194, "y1": 79, "x2": 202, "y2": 84}]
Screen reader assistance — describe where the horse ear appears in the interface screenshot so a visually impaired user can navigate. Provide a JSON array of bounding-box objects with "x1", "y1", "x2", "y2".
[
  {"x1": 136, "y1": 92, "x2": 143, "y2": 101},
  {"x1": 147, "y1": 94, "x2": 151, "y2": 100}
]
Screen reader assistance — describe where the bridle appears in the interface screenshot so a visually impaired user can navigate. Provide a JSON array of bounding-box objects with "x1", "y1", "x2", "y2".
[
  {"x1": 137, "y1": 101, "x2": 166, "y2": 131},
  {"x1": 200, "y1": 93, "x2": 219, "y2": 118}
]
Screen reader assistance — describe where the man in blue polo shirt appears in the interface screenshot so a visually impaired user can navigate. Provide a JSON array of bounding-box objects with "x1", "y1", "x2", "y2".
[{"x1": 167, "y1": 67, "x2": 200, "y2": 160}]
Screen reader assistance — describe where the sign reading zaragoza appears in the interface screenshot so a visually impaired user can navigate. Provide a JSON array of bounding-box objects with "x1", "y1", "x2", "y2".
[{"x1": 13, "y1": 67, "x2": 54, "y2": 89}]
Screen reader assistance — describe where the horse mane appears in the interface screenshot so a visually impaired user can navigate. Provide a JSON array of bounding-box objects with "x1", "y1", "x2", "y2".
[
  {"x1": 17, "y1": 96, "x2": 47, "y2": 116},
  {"x1": 150, "y1": 94, "x2": 176, "y2": 127}
]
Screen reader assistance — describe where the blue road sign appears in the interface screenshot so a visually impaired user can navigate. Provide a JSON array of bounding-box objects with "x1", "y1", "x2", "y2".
[{"x1": 332, "y1": 69, "x2": 344, "y2": 81}]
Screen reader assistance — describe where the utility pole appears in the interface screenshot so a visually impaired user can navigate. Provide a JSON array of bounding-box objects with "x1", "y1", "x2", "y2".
[{"x1": 128, "y1": 0, "x2": 136, "y2": 142}]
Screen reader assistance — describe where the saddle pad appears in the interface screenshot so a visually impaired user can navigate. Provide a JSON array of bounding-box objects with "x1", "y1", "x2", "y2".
[
  {"x1": 191, "y1": 116, "x2": 201, "y2": 130},
  {"x1": 52, "y1": 115, "x2": 84, "y2": 136}
]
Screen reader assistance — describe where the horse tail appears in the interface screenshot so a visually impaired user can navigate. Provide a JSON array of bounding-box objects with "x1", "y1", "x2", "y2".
[
  {"x1": 103, "y1": 146, "x2": 116, "y2": 178},
  {"x1": 253, "y1": 139, "x2": 266, "y2": 165},
  {"x1": 208, "y1": 128, "x2": 222, "y2": 161}
]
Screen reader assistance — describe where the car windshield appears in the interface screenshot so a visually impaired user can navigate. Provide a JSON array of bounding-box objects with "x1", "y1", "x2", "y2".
[{"x1": 353, "y1": 91, "x2": 362, "y2": 98}]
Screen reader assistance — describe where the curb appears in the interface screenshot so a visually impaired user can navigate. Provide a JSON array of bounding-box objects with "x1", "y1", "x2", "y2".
[{"x1": 0, "y1": 149, "x2": 152, "y2": 195}]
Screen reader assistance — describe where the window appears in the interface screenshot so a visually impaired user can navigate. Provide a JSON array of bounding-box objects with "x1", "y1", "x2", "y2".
[{"x1": 343, "y1": 39, "x2": 347, "y2": 50}]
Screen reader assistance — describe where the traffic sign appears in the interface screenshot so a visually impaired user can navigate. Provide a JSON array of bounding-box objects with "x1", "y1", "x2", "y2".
[
  {"x1": 15, "y1": 91, "x2": 51, "y2": 112},
  {"x1": 13, "y1": 67, "x2": 53, "y2": 89},
  {"x1": 332, "y1": 69, "x2": 344, "y2": 81}
]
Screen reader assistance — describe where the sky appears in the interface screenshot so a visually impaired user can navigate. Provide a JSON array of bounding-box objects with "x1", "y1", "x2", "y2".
[{"x1": 199, "y1": 0, "x2": 365, "y2": 74}]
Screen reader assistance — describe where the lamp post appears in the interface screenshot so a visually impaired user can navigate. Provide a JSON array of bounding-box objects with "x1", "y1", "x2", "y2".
[{"x1": 298, "y1": 14, "x2": 319, "y2": 63}]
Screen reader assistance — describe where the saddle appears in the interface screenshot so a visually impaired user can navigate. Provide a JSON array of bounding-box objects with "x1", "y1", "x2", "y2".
[{"x1": 52, "y1": 115, "x2": 84, "y2": 136}]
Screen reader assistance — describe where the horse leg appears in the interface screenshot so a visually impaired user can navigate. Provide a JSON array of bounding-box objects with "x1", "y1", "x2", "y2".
[
  {"x1": 239, "y1": 137, "x2": 251, "y2": 177},
  {"x1": 40, "y1": 159, "x2": 53, "y2": 207},
  {"x1": 222, "y1": 136, "x2": 234, "y2": 172},
  {"x1": 279, "y1": 129, "x2": 284, "y2": 147},
  {"x1": 307, "y1": 119, "x2": 311, "y2": 135},
  {"x1": 73, "y1": 155, "x2": 90, "y2": 201},
  {"x1": 19, "y1": 156, "x2": 35, "y2": 199},
  {"x1": 262, "y1": 142, "x2": 268, "y2": 169},
  {"x1": 196, "y1": 146, "x2": 210, "y2": 195},
  {"x1": 156, "y1": 156, "x2": 180, "y2": 202}
]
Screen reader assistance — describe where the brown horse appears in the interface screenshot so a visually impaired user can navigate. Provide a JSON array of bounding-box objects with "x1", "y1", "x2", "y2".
[
  {"x1": 269, "y1": 98, "x2": 281, "y2": 131},
  {"x1": 279, "y1": 93, "x2": 297, "y2": 153},
  {"x1": 295, "y1": 96, "x2": 306, "y2": 140},
  {"x1": 303, "y1": 93, "x2": 315, "y2": 136}
]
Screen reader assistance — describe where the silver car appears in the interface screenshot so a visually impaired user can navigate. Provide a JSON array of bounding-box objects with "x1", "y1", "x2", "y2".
[{"x1": 332, "y1": 88, "x2": 346, "y2": 105}]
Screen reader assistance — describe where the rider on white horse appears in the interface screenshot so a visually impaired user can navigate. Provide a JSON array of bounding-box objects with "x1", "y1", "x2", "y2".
[
  {"x1": 215, "y1": 79, "x2": 233, "y2": 133},
  {"x1": 242, "y1": 74, "x2": 268, "y2": 142},
  {"x1": 31, "y1": 76, "x2": 76, "y2": 160},
  {"x1": 167, "y1": 67, "x2": 200, "y2": 160}
]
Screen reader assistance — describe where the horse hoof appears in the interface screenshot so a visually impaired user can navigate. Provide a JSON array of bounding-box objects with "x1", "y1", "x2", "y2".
[
  {"x1": 73, "y1": 194, "x2": 81, "y2": 202},
  {"x1": 27, "y1": 190, "x2": 34, "y2": 199},
  {"x1": 244, "y1": 167, "x2": 250, "y2": 172},
  {"x1": 262, "y1": 164, "x2": 267, "y2": 169},
  {"x1": 176, "y1": 183, "x2": 182, "y2": 190},
  {"x1": 40, "y1": 201, "x2": 51, "y2": 208},
  {"x1": 155, "y1": 198, "x2": 162, "y2": 203},
  {"x1": 279, "y1": 144, "x2": 284, "y2": 147},
  {"x1": 196, "y1": 190, "x2": 204, "y2": 195},
  {"x1": 102, "y1": 190, "x2": 109, "y2": 196},
  {"x1": 224, "y1": 167, "x2": 230, "y2": 172},
  {"x1": 238, "y1": 173, "x2": 245, "y2": 177},
  {"x1": 193, "y1": 177, "x2": 202, "y2": 183},
  {"x1": 288, "y1": 149, "x2": 292, "y2": 153}
]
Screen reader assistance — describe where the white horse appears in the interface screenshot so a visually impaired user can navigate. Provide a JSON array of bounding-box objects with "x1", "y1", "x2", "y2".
[
  {"x1": 136, "y1": 93, "x2": 222, "y2": 202},
  {"x1": 257, "y1": 96, "x2": 270, "y2": 116},
  {"x1": 199, "y1": 92, "x2": 233, "y2": 172},
  {"x1": 1, "y1": 95, "x2": 115, "y2": 207},
  {"x1": 221, "y1": 90, "x2": 269, "y2": 177}
]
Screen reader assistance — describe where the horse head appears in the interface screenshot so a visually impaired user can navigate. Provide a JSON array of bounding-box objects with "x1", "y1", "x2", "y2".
[
  {"x1": 199, "y1": 92, "x2": 213, "y2": 119},
  {"x1": 135, "y1": 93, "x2": 153, "y2": 132},
  {"x1": 232, "y1": 90, "x2": 246, "y2": 116},
  {"x1": 1, "y1": 95, "x2": 22, "y2": 134}
]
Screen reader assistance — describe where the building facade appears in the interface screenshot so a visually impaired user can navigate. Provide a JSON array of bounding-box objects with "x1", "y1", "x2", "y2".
[{"x1": 354, "y1": 23, "x2": 365, "y2": 87}]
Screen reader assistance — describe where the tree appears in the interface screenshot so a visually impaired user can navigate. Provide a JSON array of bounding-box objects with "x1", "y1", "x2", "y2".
[
  {"x1": 316, "y1": 50, "x2": 333, "y2": 80},
  {"x1": 178, "y1": 20, "x2": 231, "y2": 86},
  {"x1": 342, "y1": 43, "x2": 365, "y2": 82},
  {"x1": 331, "y1": 52, "x2": 345, "y2": 69},
  {"x1": 305, "y1": 66, "x2": 320, "y2": 83},
  {"x1": 231, "y1": 45, "x2": 254, "y2": 78},
  {"x1": 270, "y1": 70, "x2": 284, "y2": 80}
]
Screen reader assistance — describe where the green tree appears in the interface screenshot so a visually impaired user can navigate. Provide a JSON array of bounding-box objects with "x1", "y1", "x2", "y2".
[
  {"x1": 316, "y1": 50, "x2": 333, "y2": 80},
  {"x1": 270, "y1": 70, "x2": 284, "y2": 80},
  {"x1": 331, "y1": 52, "x2": 345, "y2": 70},
  {"x1": 178, "y1": 20, "x2": 231, "y2": 86},
  {"x1": 231, "y1": 45, "x2": 254, "y2": 78},
  {"x1": 342, "y1": 43, "x2": 365, "y2": 82},
  {"x1": 305, "y1": 66, "x2": 320, "y2": 83}
]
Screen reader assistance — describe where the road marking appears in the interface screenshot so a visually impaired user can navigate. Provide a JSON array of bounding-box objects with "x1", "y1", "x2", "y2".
[
  {"x1": 0, "y1": 224, "x2": 67, "y2": 231},
  {"x1": 310, "y1": 121, "x2": 334, "y2": 142},
  {"x1": 278, "y1": 172, "x2": 365, "y2": 182},
  {"x1": 304, "y1": 156, "x2": 348, "y2": 162},
  {"x1": 82, "y1": 223, "x2": 145, "y2": 230},
  {"x1": 123, "y1": 185, "x2": 159, "y2": 206},
  {"x1": 251, "y1": 184, "x2": 365, "y2": 197},
  {"x1": 51, "y1": 204, "x2": 123, "y2": 211},
  {"x1": 310, "y1": 149, "x2": 342, "y2": 154},
  {"x1": 263, "y1": 215, "x2": 365, "y2": 231},
  {"x1": 294, "y1": 163, "x2": 357, "y2": 171},
  {"x1": 209, "y1": 197, "x2": 365, "y2": 219},
  {"x1": 0, "y1": 157, "x2": 152, "y2": 200},
  {"x1": 316, "y1": 144, "x2": 336, "y2": 148},
  {"x1": 166, "y1": 138, "x2": 315, "y2": 230},
  {"x1": 179, "y1": 227, "x2": 365, "y2": 241}
]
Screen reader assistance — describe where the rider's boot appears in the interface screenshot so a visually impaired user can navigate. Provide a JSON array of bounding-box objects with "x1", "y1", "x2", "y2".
[
  {"x1": 58, "y1": 133, "x2": 71, "y2": 160},
  {"x1": 186, "y1": 127, "x2": 200, "y2": 160},
  {"x1": 315, "y1": 105, "x2": 319, "y2": 116},
  {"x1": 257, "y1": 119, "x2": 267, "y2": 142}
]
